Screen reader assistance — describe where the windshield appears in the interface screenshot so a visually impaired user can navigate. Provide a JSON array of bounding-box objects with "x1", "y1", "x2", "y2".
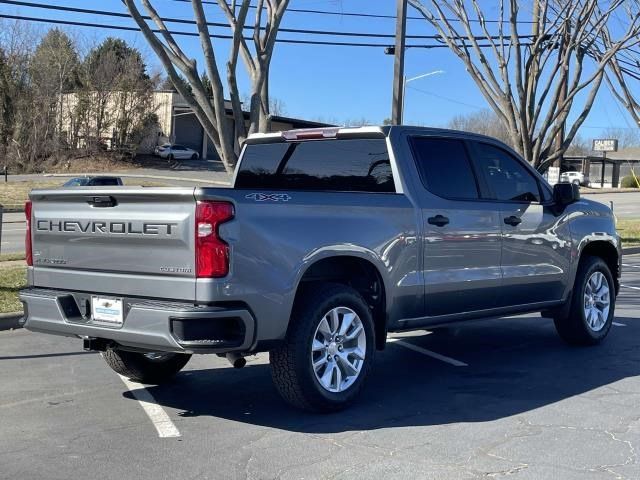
[{"x1": 63, "y1": 178, "x2": 90, "y2": 187}]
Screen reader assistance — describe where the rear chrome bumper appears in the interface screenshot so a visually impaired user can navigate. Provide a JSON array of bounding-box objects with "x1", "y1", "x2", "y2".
[{"x1": 19, "y1": 288, "x2": 255, "y2": 354}]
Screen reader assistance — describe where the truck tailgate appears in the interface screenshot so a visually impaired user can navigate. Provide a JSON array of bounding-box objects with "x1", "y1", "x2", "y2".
[{"x1": 29, "y1": 187, "x2": 200, "y2": 300}]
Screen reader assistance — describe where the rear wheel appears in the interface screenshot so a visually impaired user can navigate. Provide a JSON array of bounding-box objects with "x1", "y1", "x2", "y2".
[
  {"x1": 270, "y1": 283, "x2": 375, "y2": 412},
  {"x1": 191, "y1": 153, "x2": 198, "y2": 160},
  {"x1": 572, "y1": 179, "x2": 580, "y2": 186},
  {"x1": 554, "y1": 256, "x2": 615, "y2": 345},
  {"x1": 102, "y1": 349, "x2": 191, "y2": 384}
]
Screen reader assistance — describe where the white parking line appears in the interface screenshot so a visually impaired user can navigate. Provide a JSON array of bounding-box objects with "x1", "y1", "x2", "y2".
[
  {"x1": 613, "y1": 322, "x2": 627, "y2": 327},
  {"x1": 118, "y1": 375, "x2": 181, "y2": 438},
  {"x1": 387, "y1": 338, "x2": 468, "y2": 367},
  {"x1": 621, "y1": 284, "x2": 640, "y2": 291},
  {"x1": 622, "y1": 264, "x2": 640, "y2": 269}
]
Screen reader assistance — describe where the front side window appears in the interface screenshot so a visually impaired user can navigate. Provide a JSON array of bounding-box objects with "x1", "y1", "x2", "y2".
[
  {"x1": 473, "y1": 142, "x2": 541, "y2": 202},
  {"x1": 410, "y1": 136, "x2": 479, "y2": 200},
  {"x1": 235, "y1": 138, "x2": 395, "y2": 193}
]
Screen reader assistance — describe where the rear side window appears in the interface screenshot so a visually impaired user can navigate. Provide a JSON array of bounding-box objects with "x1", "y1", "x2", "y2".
[
  {"x1": 410, "y1": 136, "x2": 479, "y2": 199},
  {"x1": 235, "y1": 139, "x2": 395, "y2": 192},
  {"x1": 91, "y1": 178, "x2": 119, "y2": 186},
  {"x1": 473, "y1": 142, "x2": 541, "y2": 203}
]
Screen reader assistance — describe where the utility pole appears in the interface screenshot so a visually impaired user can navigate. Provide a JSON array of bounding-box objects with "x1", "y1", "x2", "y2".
[
  {"x1": 526, "y1": 0, "x2": 540, "y2": 114},
  {"x1": 391, "y1": 0, "x2": 408, "y2": 125},
  {"x1": 553, "y1": 23, "x2": 569, "y2": 170}
]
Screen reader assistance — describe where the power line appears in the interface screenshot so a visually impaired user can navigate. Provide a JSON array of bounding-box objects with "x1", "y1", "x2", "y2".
[
  {"x1": 166, "y1": 0, "x2": 537, "y2": 24},
  {"x1": 407, "y1": 85, "x2": 486, "y2": 109},
  {"x1": 3, "y1": 12, "x2": 522, "y2": 48},
  {"x1": 0, "y1": 1, "x2": 537, "y2": 41}
]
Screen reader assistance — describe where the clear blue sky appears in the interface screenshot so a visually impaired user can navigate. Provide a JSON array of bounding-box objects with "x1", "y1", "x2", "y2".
[{"x1": 1, "y1": 0, "x2": 637, "y2": 138}]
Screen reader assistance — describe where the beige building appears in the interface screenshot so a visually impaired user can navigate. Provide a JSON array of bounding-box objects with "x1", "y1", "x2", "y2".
[{"x1": 60, "y1": 90, "x2": 328, "y2": 159}]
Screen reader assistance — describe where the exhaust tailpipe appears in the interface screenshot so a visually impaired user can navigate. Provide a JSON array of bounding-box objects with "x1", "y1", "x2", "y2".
[{"x1": 226, "y1": 352, "x2": 247, "y2": 369}]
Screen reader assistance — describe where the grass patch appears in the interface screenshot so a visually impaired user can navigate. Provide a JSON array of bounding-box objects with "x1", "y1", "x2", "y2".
[
  {"x1": 0, "y1": 181, "x2": 61, "y2": 210},
  {"x1": 618, "y1": 219, "x2": 640, "y2": 246},
  {"x1": 0, "y1": 266, "x2": 26, "y2": 313},
  {"x1": 0, "y1": 252, "x2": 25, "y2": 262},
  {"x1": 0, "y1": 179, "x2": 167, "y2": 211}
]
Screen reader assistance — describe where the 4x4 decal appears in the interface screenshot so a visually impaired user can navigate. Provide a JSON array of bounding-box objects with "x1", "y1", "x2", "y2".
[{"x1": 245, "y1": 193, "x2": 292, "y2": 202}]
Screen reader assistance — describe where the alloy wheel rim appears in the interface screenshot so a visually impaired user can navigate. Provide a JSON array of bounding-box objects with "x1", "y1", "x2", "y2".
[
  {"x1": 311, "y1": 306, "x2": 366, "y2": 393},
  {"x1": 583, "y1": 271, "x2": 610, "y2": 332}
]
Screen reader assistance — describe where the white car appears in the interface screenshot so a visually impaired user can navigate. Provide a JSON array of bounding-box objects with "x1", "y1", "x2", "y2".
[
  {"x1": 560, "y1": 170, "x2": 590, "y2": 187},
  {"x1": 155, "y1": 144, "x2": 200, "y2": 160}
]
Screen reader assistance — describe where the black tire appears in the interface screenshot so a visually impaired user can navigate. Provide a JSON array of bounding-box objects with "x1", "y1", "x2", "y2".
[
  {"x1": 270, "y1": 283, "x2": 376, "y2": 413},
  {"x1": 554, "y1": 256, "x2": 615, "y2": 346},
  {"x1": 168, "y1": 154, "x2": 174, "y2": 160},
  {"x1": 101, "y1": 349, "x2": 191, "y2": 384},
  {"x1": 572, "y1": 179, "x2": 580, "y2": 186},
  {"x1": 191, "y1": 153, "x2": 198, "y2": 160}
]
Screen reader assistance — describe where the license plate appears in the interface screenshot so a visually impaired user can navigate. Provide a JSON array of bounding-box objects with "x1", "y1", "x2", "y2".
[{"x1": 91, "y1": 296, "x2": 124, "y2": 327}]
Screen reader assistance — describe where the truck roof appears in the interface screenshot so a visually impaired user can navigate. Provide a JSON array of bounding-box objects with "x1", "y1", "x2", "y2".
[{"x1": 246, "y1": 125, "x2": 508, "y2": 145}]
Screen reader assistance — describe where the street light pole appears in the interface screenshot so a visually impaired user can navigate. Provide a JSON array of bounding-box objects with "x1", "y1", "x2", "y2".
[
  {"x1": 391, "y1": 0, "x2": 408, "y2": 125},
  {"x1": 402, "y1": 70, "x2": 445, "y2": 124}
]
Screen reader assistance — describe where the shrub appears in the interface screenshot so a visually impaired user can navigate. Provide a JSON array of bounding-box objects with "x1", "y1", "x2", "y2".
[{"x1": 621, "y1": 175, "x2": 640, "y2": 188}]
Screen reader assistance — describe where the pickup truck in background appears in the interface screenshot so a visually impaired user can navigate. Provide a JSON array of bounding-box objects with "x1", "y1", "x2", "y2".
[{"x1": 19, "y1": 126, "x2": 621, "y2": 412}]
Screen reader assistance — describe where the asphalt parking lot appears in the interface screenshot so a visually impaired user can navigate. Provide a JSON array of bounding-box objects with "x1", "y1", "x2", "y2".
[{"x1": 2, "y1": 256, "x2": 640, "y2": 480}]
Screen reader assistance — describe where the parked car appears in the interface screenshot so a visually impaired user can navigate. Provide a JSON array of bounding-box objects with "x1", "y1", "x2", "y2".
[
  {"x1": 153, "y1": 143, "x2": 171, "y2": 157},
  {"x1": 155, "y1": 143, "x2": 199, "y2": 160},
  {"x1": 560, "y1": 170, "x2": 590, "y2": 187},
  {"x1": 62, "y1": 176, "x2": 123, "y2": 187},
  {"x1": 20, "y1": 126, "x2": 621, "y2": 412}
]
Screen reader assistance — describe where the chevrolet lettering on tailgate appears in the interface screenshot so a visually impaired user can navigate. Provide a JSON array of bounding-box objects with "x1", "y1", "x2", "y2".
[{"x1": 36, "y1": 220, "x2": 178, "y2": 236}]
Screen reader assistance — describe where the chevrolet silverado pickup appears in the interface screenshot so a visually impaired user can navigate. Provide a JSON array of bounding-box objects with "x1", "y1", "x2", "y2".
[{"x1": 19, "y1": 126, "x2": 621, "y2": 412}]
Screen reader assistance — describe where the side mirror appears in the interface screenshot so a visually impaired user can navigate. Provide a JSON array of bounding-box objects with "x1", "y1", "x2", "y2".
[{"x1": 553, "y1": 182, "x2": 580, "y2": 206}]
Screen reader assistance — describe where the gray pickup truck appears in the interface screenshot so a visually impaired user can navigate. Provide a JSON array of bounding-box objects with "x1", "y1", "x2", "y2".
[{"x1": 19, "y1": 126, "x2": 621, "y2": 412}]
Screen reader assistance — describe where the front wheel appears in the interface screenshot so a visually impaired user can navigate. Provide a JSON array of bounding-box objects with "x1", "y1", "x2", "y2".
[
  {"x1": 191, "y1": 153, "x2": 198, "y2": 160},
  {"x1": 102, "y1": 349, "x2": 191, "y2": 384},
  {"x1": 270, "y1": 283, "x2": 375, "y2": 412},
  {"x1": 554, "y1": 256, "x2": 615, "y2": 345}
]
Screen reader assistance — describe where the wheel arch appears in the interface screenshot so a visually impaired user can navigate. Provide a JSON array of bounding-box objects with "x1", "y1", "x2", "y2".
[
  {"x1": 576, "y1": 239, "x2": 620, "y2": 294},
  {"x1": 290, "y1": 253, "x2": 389, "y2": 350}
]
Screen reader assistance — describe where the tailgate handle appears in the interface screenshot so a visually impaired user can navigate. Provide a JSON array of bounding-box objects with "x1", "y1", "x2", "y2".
[{"x1": 87, "y1": 196, "x2": 117, "y2": 208}]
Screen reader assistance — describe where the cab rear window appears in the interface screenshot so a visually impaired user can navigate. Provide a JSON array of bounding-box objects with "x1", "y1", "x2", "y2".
[{"x1": 235, "y1": 138, "x2": 395, "y2": 193}]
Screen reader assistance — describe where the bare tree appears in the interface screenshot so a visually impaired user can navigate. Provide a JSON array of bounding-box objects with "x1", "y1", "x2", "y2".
[
  {"x1": 600, "y1": 21, "x2": 640, "y2": 131},
  {"x1": 446, "y1": 109, "x2": 512, "y2": 146},
  {"x1": 600, "y1": 127, "x2": 640, "y2": 149},
  {"x1": 121, "y1": 0, "x2": 290, "y2": 173},
  {"x1": 408, "y1": 0, "x2": 640, "y2": 171}
]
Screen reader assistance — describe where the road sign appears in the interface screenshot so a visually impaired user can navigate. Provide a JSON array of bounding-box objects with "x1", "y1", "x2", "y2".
[
  {"x1": 546, "y1": 166, "x2": 560, "y2": 185},
  {"x1": 592, "y1": 139, "x2": 618, "y2": 152}
]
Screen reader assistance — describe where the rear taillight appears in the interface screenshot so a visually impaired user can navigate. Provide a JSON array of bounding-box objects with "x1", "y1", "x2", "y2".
[
  {"x1": 25, "y1": 200, "x2": 33, "y2": 266},
  {"x1": 195, "y1": 201, "x2": 234, "y2": 278}
]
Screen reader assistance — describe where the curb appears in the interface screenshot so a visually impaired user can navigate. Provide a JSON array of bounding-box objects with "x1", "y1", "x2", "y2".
[
  {"x1": 0, "y1": 312, "x2": 23, "y2": 331},
  {"x1": 582, "y1": 188, "x2": 639, "y2": 194},
  {"x1": 42, "y1": 172, "x2": 231, "y2": 186},
  {"x1": 623, "y1": 246, "x2": 640, "y2": 255}
]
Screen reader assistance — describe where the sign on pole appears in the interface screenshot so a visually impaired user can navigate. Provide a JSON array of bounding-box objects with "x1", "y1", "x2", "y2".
[
  {"x1": 592, "y1": 139, "x2": 618, "y2": 152},
  {"x1": 546, "y1": 166, "x2": 560, "y2": 185}
]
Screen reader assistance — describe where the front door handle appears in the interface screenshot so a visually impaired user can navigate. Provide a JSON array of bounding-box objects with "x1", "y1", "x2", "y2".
[
  {"x1": 428, "y1": 215, "x2": 450, "y2": 227},
  {"x1": 504, "y1": 215, "x2": 522, "y2": 226}
]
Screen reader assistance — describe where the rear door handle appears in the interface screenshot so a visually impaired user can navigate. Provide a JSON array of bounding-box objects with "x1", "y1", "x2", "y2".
[
  {"x1": 504, "y1": 215, "x2": 522, "y2": 226},
  {"x1": 428, "y1": 215, "x2": 450, "y2": 227}
]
